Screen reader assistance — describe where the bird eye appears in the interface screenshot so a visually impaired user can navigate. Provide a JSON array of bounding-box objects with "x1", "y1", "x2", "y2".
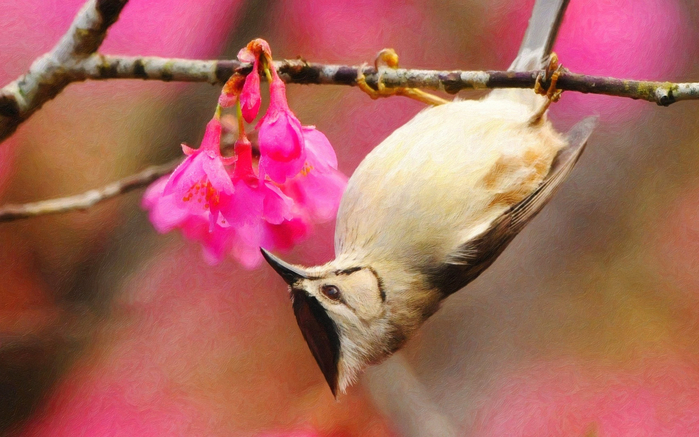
[{"x1": 321, "y1": 285, "x2": 342, "y2": 302}]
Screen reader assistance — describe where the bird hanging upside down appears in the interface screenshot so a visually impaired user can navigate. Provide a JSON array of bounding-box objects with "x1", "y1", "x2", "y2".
[{"x1": 262, "y1": 0, "x2": 596, "y2": 397}]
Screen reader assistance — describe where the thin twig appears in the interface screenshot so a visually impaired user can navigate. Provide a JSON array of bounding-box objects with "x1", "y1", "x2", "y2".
[
  {"x1": 68, "y1": 55, "x2": 699, "y2": 107},
  {"x1": 0, "y1": 159, "x2": 179, "y2": 223},
  {"x1": 0, "y1": 0, "x2": 128, "y2": 143}
]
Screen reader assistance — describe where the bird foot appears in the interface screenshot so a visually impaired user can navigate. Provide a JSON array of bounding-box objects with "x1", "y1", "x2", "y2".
[
  {"x1": 356, "y1": 48, "x2": 448, "y2": 106},
  {"x1": 530, "y1": 53, "x2": 564, "y2": 125}
]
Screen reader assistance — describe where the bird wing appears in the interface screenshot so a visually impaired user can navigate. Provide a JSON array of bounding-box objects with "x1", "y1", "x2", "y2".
[{"x1": 427, "y1": 116, "x2": 597, "y2": 296}]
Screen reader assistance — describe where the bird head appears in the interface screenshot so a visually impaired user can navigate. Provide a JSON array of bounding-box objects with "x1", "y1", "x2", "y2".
[{"x1": 261, "y1": 248, "x2": 433, "y2": 396}]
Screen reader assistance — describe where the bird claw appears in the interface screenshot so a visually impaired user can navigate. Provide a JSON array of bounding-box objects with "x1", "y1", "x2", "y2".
[
  {"x1": 356, "y1": 62, "x2": 384, "y2": 99},
  {"x1": 530, "y1": 53, "x2": 564, "y2": 125},
  {"x1": 534, "y1": 52, "x2": 563, "y2": 102},
  {"x1": 356, "y1": 48, "x2": 448, "y2": 106}
]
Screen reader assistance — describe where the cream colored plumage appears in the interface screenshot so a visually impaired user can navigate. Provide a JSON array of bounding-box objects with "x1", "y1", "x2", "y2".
[
  {"x1": 336, "y1": 97, "x2": 565, "y2": 266},
  {"x1": 262, "y1": 0, "x2": 596, "y2": 397}
]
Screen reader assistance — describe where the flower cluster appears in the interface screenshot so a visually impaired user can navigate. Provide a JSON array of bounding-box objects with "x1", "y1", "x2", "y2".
[{"x1": 143, "y1": 39, "x2": 347, "y2": 268}]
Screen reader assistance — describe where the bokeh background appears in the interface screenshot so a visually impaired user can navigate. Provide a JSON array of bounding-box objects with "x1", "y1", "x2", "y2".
[{"x1": 1, "y1": 0, "x2": 699, "y2": 435}]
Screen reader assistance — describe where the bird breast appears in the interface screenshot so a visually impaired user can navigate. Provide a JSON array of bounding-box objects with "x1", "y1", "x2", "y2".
[{"x1": 334, "y1": 97, "x2": 566, "y2": 267}]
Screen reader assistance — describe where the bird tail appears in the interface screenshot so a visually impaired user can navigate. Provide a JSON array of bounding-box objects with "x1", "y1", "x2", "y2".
[
  {"x1": 509, "y1": 0, "x2": 570, "y2": 71},
  {"x1": 488, "y1": 0, "x2": 570, "y2": 107}
]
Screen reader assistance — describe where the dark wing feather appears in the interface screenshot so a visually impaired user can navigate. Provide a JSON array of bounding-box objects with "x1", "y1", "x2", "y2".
[{"x1": 427, "y1": 117, "x2": 597, "y2": 297}]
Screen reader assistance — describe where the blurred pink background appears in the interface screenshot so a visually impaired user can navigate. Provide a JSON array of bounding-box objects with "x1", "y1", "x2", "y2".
[{"x1": 2, "y1": 0, "x2": 699, "y2": 435}]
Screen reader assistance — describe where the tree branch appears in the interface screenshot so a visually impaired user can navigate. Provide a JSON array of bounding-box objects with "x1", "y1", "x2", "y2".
[
  {"x1": 0, "y1": 0, "x2": 128, "y2": 142},
  {"x1": 67, "y1": 55, "x2": 699, "y2": 108},
  {"x1": 2, "y1": 53, "x2": 697, "y2": 148},
  {"x1": 0, "y1": 159, "x2": 179, "y2": 223}
]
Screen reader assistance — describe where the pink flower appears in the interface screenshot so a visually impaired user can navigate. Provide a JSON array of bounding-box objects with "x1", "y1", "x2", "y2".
[
  {"x1": 283, "y1": 126, "x2": 348, "y2": 222},
  {"x1": 144, "y1": 39, "x2": 345, "y2": 269},
  {"x1": 235, "y1": 39, "x2": 271, "y2": 121},
  {"x1": 219, "y1": 137, "x2": 308, "y2": 268},
  {"x1": 240, "y1": 67, "x2": 261, "y2": 122},
  {"x1": 143, "y1": 123, "x2": 315, "y2": 269},
  {"x1": 143, "y1": 176, "x2": 200, "y2": 234},
  {"x1": 236, "y1": 46, "x2": 262, "y2": 121},
  {"x1": 224, "y1": 137, "x2": 293, "y2": 225},
  {"x1": 142, "y1": 120, "x2": 237, "y2": 265},
  {"x1": 257, "y1": 77, "x2": 306, "y2": 184},
  {"x1": 227, "y1": 217, "x2": 310, "y2": 269},
  {"x1": 218, "y1": 75, "x2": 241, "y2": 108},
  {"x1": 238, "y1": 39, "x2": 271, "y2": 63},
  {"x1": 143, "y1": 176, "x2": 232, "y2": 264},
  {"x1": 162, "y1": 118, "x2": 235, "y2": 231}
]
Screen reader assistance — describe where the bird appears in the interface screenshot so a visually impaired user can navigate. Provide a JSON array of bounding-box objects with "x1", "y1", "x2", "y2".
[{"x1": 262, "y1": 0, "x2": 596, "y2": 397}]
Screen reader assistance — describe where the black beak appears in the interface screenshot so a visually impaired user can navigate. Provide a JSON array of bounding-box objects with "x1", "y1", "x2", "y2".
[
  {"x1": 260, "y1": 248, "x2": 310, "y2": 286},
  {"x1": 292, "y1": 289, "x2": 341, "y2": 397},
  {"x1": 260, "y1": 248, "x2": 340, "y2": 396}
]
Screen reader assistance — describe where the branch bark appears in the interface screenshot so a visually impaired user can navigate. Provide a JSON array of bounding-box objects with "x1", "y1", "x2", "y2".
[
  {"x1": 57, "y1": 55, "x2": 699, "y2": 107},
  {"x1": 0, "y1": 160, "x2": 179, "y2": 223}
]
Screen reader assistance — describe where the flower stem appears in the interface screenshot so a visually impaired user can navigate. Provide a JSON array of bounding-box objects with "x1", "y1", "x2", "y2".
[
  {"x1": 263, "y1": 64, "x2": 273, "y2": 83},
  {"x1": 235, "y1": 101, "x2": 246, "y2": 140}
]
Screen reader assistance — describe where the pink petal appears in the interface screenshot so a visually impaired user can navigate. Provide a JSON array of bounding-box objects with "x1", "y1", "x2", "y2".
[
  {"x1": 257, "y1": 104, "x2": 306, "y2": 183},
  {"x1": 143, "y1": 176, "x2": 208, "y2": 234},
  {"x1": 218, "y1": 91, "x2": 237, "y2": 108},
  {"x1": 143, "y1": 177, "x2": 191, "y2": 233},
  {"x1": 259, "y1": 152, "x2": 306, "y2": 185},
  {"x1": 166, "y1": 118, "x2": 224, "y2": 198},
  {"x1": 147, "y1": 198, "x2": 194, "y2": 234},
  {"x1": 258, "y1": 111, "x2": 304, "y2": 162},
  {"x1": 202, "y1": 153, "x2": 235, "y2": 194},
  {"x1": 262, "y1": 182, "x2": 294, "y2": 225},
  {"x1": 162, "y1": 117, "x2": 233, "y2": 220},
  {"x1": 256, "y1": 80, "x2": 309, "y2": 183},
  {"x1": 231, "y1": 236, "x2": 265, "y2": 269},
  {"x1": 181, "y1": 144, "x2": 196, "y2": 156},
  {"x1": 237, "y1": 47, "x2": 255, "y2": 63},
  {"x1": 221, "y1": 179, "x2": 264, "y2": 227},
  {"x1": 263, "y1": 217, "x2": 311, "y2": 252},
  {"x1": 240, "y1": 68, "x2": 261, "y2": 123},
  {"x1": 142, "y1": 175, "x2": 169, "y2": 210},
  {"x1": 199, "y1": 118, "x2": 223, "y2": 152},
  {"x1": 230, "y1": 216, "x2": 309, "y2": 269},
  {"x1": 287, "y1": 168, "x2": 347, "y2": 222},
  {"x1": 162, "y1": 153, "x2": 205, "y2": 200},
  {"x1": 196, "y1": 223, "x2": 234, "y2": 265},
  {"x1": 278, "y1": 126, "x2": 347, "y2": 222},
  {"x1": 302, "y1": 126, "x2": 338, "y2": 170},
  {"x1": 228, "y1": 218, "x2": 268, "y2": 268},
  {"x1": 143, "y1": 176, "x2": 234, "y2": 265},
  {"x1": 220, "y1": 155, "x2": 237, "y2": 166}
]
